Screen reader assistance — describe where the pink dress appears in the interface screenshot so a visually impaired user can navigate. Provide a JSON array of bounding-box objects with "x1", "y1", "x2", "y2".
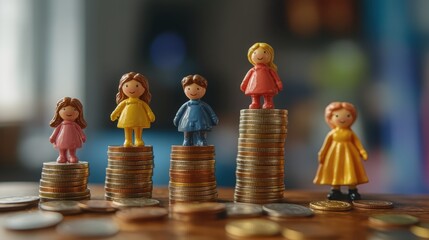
[
  {"x1": 241, "y1": 63, "x2": 282, "y2": 95},
  {"x1": 50, "y1": 121, "x2": 85, "y2": 149}
]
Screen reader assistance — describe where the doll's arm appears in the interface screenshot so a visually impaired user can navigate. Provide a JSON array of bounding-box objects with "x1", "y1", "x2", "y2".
[
  {"x1": 49, "y1": 125, "x2": 61, "y2": 143},
  {"x1": 74, "y1": 124, "x2": 86, "y2": 143},
  {"x1": 352, "y1": 132, "x2": 368, "y2": 160},
  {"x1": 269, "y1": 69, "x2": 283, "y2": 91},
  {"x1": 240, "y1": 69, "x2": 254, "y2": 92},
  {"x1": 142, "y1": 102, "x2": 156, "y2": 123},
  {"x1": 173, "y1": 103, "x2": 187, "y2": 127},
  {"x1": 318, "y1": 131, "x2": 333, "y2": 164},
  {"x1": 202, "y1": 102, "x2": 219, "y2": 126},
  {"x1": 110, "y1": 101, "x2": 126, "y2": 121}
]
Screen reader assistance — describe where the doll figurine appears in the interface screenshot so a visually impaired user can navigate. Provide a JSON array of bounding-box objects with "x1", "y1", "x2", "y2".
[
  {"x1": 240, "y1": 42, "x2": 283, "y2": 109},
  {"x1": 173, "y1": 74, "x2": 219, "y2": 146},
  {"x1": 313, "y1": 102, "x2": 368, "y2": 200},
  {"x1": 49, "y1": 97, "x2": 87, "y2": 163},
  {"x1": 110, "y1": 72, "x2": 155, "y2": 147}
]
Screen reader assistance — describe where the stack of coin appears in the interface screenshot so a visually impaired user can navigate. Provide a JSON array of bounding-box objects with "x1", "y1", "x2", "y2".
[
  {"x1": 170, "y1": 202, "x2": 226, "y2": 221},
  {"x1": 169, "y1": 145, "x2": 217, "y2": 203},
  {"x1": 234, "y1": 109, "x2": 288, "y2": 204},
  {"x1": 39, "y1": 162, "x2": 90, "y2": 202},
  {"x1": 105, "y1": 146, "x2": 154, "y2": 201}
]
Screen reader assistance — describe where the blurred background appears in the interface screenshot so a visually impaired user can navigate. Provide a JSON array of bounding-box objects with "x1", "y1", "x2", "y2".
[{"x1": 0, "y1": 0, "x2": 428, "y2": 194}]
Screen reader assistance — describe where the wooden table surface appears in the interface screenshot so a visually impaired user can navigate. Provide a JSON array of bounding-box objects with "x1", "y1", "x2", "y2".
[{"x1": 0, "y1": 182, "x2": 429, "y2": 240}]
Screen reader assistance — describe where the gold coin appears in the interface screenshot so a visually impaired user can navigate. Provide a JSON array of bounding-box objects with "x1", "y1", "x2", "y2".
[
  {"x1": 106, "y1": 168, "x2": 153, "y2": 174},
  {"x1": 352, "y1": 200, "x2": 394, "y2": 209},
  {"x1": 108, "y1": 156, "x2": 153, "y2": 161},
  {"x1": 238, "y1": 142, "x2": 285, "y2": 148},
  {"x1": 43, "y1": 162, "x2": 89, "y2": 169},
  {"x1": 309, "y1": 200, "x2": 352, "y2": 211},
  {"x1": 239, "y1": 129, "x2": 287, "y2": 135},
  {"x1": 225, "y1": 219, "x2": 280, "y2": 237},
  {"x1": 169, "y1": 189, "x2": 218, "y2": 197},
  {"x1": 369, "y1": 214, "x2": 419, "y2": 228},
  {"x1": 239, "y1": 119, "x2": 287, "y2": 125},
  {"x1": 40, "y1": 180, "x2": 87, "y2": 187},
  {"x1": 234, "y1": 197, "x2": 282, "y2": 204},
  {"x1": 39, "y1": 186, "x2": 87, "y2": 193},
  {"x1": 105, "y1": 192, "x2": 152, "y2": 198},
  {"x1": 171, "y1": 145, "x2": 214, "y2": 152},
  {"x1": 41, "y1": 173, "x2": 89, "y2": 180},
  {"x1": 112, "y1": 198, "x2": 160, "y2": 208},
  {"x1": 240, "y1": 108, "x2": 288, "y2": 114},
  {"x1": 170, "y1": 154, "x2": 214, "y2": 160},
  {"x1": 108, "y1": 145, "x2": 153, "y2": 152},
  {"x1": 108, "y1": 159, "x2": 153, "y2": 166},
  {"x1": 106, "y1": 173, "x2": 152, "y2": 179},
  {"x1": 105, "y1": 182, "x2": 152, "y2": 189},
  {"x1": 40, "y1": 194, "x2": 90, "y2": 201},
  {"x1": 42, "y1": 168, "x2": 89, "y2": 175},
  {"x1": 39, "y1": 200, "x2": 82, "y2": 214},
  {"x1": 115, "y1": 207, "x2": 168, "y2": 222},
  {"x1": 171, "y1": 202, "x2": 225, "y2": 214},
  {"x1": 107, "y1": 152, "x2": 153, "y2": 157},
  {"x1": 105, "y1": 187, "x2": 153, "y2": 194},
  {"x1": 78, "y1": 200, "x2": 118, "y2": 213},
  {"x1": 39, "y1": 189, "x2": 90, "y2": 198},
  {"x1": 282, "y1": 224, "x2": 339, "y2": 240},
  {"x1": 411, "y1": 223, "x2": 429, "y2": 238},
  {"x1": 168, "y1": 181, "x2": 216, "y2": 187}
]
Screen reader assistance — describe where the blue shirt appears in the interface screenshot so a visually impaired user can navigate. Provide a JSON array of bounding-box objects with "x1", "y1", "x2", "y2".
[{"x1": 173, "y1": 100, "x2": 219, "y2": 132}]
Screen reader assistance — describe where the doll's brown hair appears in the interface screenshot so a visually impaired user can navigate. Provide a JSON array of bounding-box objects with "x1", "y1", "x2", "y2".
[
  {"x1": 116, "y1": 72, "x2": 152, "y2": 104},
  {"x1": 50, "y1": 97, "x2": 87, "y2": 128},
  {"x1": 181, "y1": 74, "x2": 208, "y2": 89},
  {"x1": 325, "y1": 102, "x2": 357, "y2": 129}
]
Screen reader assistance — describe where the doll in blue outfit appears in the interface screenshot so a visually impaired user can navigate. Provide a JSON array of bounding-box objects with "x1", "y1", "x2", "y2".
[{"x1": 174, "y1": 74, "x2": 219, "y2": 146}]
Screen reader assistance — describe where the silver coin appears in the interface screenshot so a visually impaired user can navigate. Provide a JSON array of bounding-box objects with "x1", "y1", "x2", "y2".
[
  {"x1": 39, "y1": 200, "x2": 81, "y2": 214},
  {"x1": 112, "y1": 198, "x2": 160, "y2": 208},
  {"x1": 4, "y1": 211, "x2": 63, "y2": 230},
  {"x1": 225, "y1": 202, "x2": 263, "y2": 218},
  {"x1": 263, "y1": 203, "x2": 314, "y2": 218},
  {"x1": 56, "y1": 219, "x2": 119, "y2": 237},
  {"x1": 0, "y1": 196, "x2": 39, "y2": 205}
]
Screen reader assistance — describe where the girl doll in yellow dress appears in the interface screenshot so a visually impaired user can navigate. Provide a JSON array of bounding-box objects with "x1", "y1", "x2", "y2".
[
  {"x1": 110, "y1": 72, "x2": 155, "y2": 147},
  {"x1": 313, "y1": 102, "x2": 368, "y2": 200}
]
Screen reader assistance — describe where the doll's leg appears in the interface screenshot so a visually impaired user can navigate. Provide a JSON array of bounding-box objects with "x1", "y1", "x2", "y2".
[
  {"x1": 57, "y1": 149, "x2": 67, "y2": 163},
  {"x1": 124, "y1": 128, "x2": 133, "y2": 147},
  {"x1": 183, "y1": 132, "x2": 192, "y2": 146},
  {"x1": 327, "y1": 185, "x2": 343, "y2": 200},
  {"x1": 134, "y1": 127, "x2": 144, "y2": 146},
  {"x1": 249, "y1": 95, "x2": 260, "y2": 109},
  {"x1": 262, "y1": 95, "x2": 274, "y2": 109},
  {"x1": 196, "y1": 131, "x2": 208, "y2": 146},
  {"x1": 348, "y1": 185, "x2": 361, "y2": 200},
  {"x1": 69, "y1": 149, "x2": 79, "y2": 163}
]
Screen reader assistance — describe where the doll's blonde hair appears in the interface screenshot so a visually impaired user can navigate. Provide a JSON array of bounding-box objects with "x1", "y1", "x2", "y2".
[
  {"x1": 247, "y1": 42, "x2": 278, "y2": 71},
  {"x1": 325, "y1": 102, "x2": 357, "y2": 129}
]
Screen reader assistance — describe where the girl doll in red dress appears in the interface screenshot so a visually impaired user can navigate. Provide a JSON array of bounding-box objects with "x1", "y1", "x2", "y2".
[
  {"x1": 240, "y1": 42, "x2": 283, "y2": 109},
  {"x1": 49, "y1": 97, "x2": 87, "y2": 163}
]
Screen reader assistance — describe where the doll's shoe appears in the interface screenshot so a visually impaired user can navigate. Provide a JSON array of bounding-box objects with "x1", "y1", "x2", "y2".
[
  {"x1": 262, "y1": 103, "x2": 274, "y2": 109},
  {"x1": 249, "y1": 103, "x2": 260, "y2": 109},
  {"x1": 69, "y1": 156, "x2": 79, "y2": 163},
  {"x1": 348, "y1": 189, "x2": 361, "y2": 200},
  {"x1": 123, "y1": 140, "x2": 133, "y2": 147},
  {"x1": 183, "y1": 139, "x2": 192, "y2": 146},
  {"x1": 56, "y1": 156, "x2": 67, "y2": 163},
  {"x1": 135, "y1": 140, "x2": 145, "y2": 146},
  {"x1": 327, "y1": 189, "x2": 343, "y2": 200}
]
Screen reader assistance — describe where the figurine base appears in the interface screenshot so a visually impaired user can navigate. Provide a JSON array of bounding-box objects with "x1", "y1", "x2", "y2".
[
  {"x1": 169, "y1": 145, "x2": 217, "y2": 203},
  {"x1": 39, "y1": 161, "x2": 90, "y2": 202},
  {"x1": 234, "y1": 109, "x2": 288, "y2": 204},
  {"x1": 104, "y1": 145, "x2": 154, "y2": 200}
]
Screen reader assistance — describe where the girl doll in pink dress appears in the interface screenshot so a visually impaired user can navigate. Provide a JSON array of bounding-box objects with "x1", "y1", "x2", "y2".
[
  {"x1": 240, "y1": 42, "x2": 283, "y2": 109},
  {"x1": 49, "y1": 97, "x2": 87, "y2": 163}
]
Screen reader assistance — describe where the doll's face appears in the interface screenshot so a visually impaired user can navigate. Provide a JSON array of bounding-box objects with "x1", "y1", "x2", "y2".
[
  {"x1": 184, "y1": 83, "x2": 206, "y2": 100},
  {"x1": 331, "y1": 108, "x2": 354, "y2": 128},
  {"x1": 122, "y1": 80, "x2": 145, "y2": 98},
  {"x1": 59, "y1": 106, "x2": 79, "y2": 121},
  {"x1": 251, "y1": 47, "x2": 271, "y2": 64}
]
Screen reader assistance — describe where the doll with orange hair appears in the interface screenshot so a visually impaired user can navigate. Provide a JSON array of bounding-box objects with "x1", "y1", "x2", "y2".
[
  {"x1": 313, "y1": 102, "x2": 368, "y2": 200},
  {"x1": 110, "y1": 72, "x2": 155, "y2": 147},
  {"x1": 49, "y1": 97, "x2": 87, "y2": 163},
  {"x1": 240, "y1": 42, "x2": 283, "y2": 109}
]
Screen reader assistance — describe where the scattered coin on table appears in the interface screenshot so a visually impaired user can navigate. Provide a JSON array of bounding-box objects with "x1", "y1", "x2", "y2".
[
  {"x1": 39, "y1": 200, "x2": 81, "y2": 214},
  {"x1": 352, "y1": 200, "x2": 394, "y2": 209},
  {"x1": 56, "y1": 219, "x2": 119, "y2": 237},
  {"x1": 3, "y1": 211, "x2": 63, "y2": 230},
  {"x1": 115, "y1": 207, "x2": 168, "y2": 222},
  {"x1": 170, "y1": 202, "x2": 226, "y2": 221},
  {"x1": 309, "y1": 200, "x2": 352, "y2": 211},
  {"x1": 411, "y1": 222, "x2": 429, "y2": 238},
  {"x1": 0, "y1": 196, "x2": 39, "y2": 205},
  {"x1": 225, "y1": 219, "x2": 281, "y2": 238},
  {"x1": 263, "y1": 203, "x2": 314, "y2": 218},
  {"x1": 282, "y1": 224, "x2": 340, "y2": 240},
  {"x1": 225, "y1": 202, "x2": 263, "y2": 218},
  {"x1": 78, "y1": 200, "x2": 117, "y2": 213},
  {"x1": 369, "y1": 214, "x2": 419, "y2": 228},
  {"x1": 112, "y1": 197, "x2": 160, "y2": 208},
  {"x1": 0, "y1": 203, "x2": 35, "y2": 212}
]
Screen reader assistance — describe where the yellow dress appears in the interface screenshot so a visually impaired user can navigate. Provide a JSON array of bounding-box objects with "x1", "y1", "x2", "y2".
[
  {"x1": 112, "y1": 98, "x2": 155, "y2": 128},
  {"x1": 313, "y1": 128, "x2": 368, "y2": 186}
]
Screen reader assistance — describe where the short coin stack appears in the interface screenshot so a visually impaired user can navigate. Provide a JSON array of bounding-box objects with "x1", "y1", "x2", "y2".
[
  {"x1": 169, "y1": 145, "x2": 217, "y2": 203},
  {"x1": 234, "y1": 109, "x2": 288, "y2": 204},
  {"x1": 105, "y1": 146, "x2": 154, "y2": 200},
  {"x1": 39, "y1": 162, "x2": 90, "y2": 202}
]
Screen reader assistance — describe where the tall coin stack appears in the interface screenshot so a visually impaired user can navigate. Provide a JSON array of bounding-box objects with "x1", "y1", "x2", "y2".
[
  {"x1": 234, "y1": 109, "x2": 288, "y2": 204},
  {"x1": 105, "y1": 146, "x2": 154, "y2": 200},
  {"x1": 169, "y1": 145, "x2": 217, "y2": 203},
  {"x1": 39, "y1": 162, "x2": 90, "y2": 202}
]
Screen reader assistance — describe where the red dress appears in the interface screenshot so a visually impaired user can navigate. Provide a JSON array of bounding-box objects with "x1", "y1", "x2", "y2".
[{"x1": 240, "y1": 63, "x2": 282, "y2": 96}]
